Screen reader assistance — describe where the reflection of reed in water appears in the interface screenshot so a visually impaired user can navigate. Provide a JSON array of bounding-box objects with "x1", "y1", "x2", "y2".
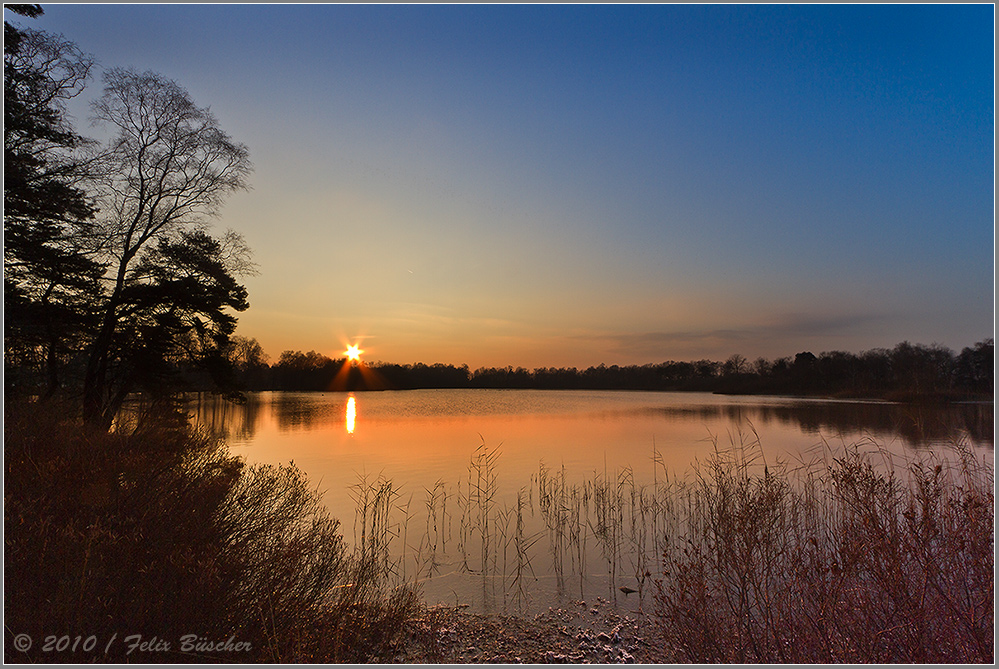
[
  {"x1": 349, "y1": 473, "x2": 401, "y2": 580},
  {"x1": 508, "y1": 486, "x2": 541, "y2": 611}
]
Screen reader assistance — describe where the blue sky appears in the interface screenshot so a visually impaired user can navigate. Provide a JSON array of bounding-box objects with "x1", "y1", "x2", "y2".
[{"x1": 14, "y1": 3, "x2": 995, "y2": 368}]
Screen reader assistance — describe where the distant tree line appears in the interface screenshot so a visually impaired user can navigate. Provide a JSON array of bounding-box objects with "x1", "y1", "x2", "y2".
[{"x1": 230, "y1": 338, "x2": 993, "y2": 401}]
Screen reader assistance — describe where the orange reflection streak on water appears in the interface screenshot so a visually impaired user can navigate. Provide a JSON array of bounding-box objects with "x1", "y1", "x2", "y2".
[{"x1": 346, "y1": 395, "x2": 356, "y2": 434}]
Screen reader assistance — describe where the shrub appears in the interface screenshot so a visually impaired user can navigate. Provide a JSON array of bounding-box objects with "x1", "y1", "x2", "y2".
[
  {"x1": 654, "y1": 437, "x2": 994, "y2": 663},
  {"x1": 4, "y1": 398, "x2": 417, "y2": 662}
]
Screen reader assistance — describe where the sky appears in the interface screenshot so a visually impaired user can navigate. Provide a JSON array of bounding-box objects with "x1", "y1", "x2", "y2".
[{"x1": 12, "y1": 3, "x2": 995, "y2": 369}]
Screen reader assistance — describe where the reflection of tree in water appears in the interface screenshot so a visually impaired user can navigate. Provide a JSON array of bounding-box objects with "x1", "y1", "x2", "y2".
[
  {"x1": 188, "y1": 392, "x2": 993, "y2": 451},
  {"x1": 204, "y1": 392, "x2": 361, "y2": 433},
  {"x1": 955, "y1": 403, "x2": 994, "y2": 445},
  {"x1": 269, "y1": 394, "x2": 338, "y2": 430},
  {"x1": 190, "y1": 392, "x2": 342, "y2": 436},
  {"x1": 647, "y1": 402, "x2": 993, "y2": 449},
  {"x1": 188, "y1": 392, "x2": 265, "y2": 441}
]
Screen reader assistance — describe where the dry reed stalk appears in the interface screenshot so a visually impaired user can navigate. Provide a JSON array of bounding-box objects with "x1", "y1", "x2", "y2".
[{"x1": 653, "y1": 433, "x2": 993, "y2": 663}]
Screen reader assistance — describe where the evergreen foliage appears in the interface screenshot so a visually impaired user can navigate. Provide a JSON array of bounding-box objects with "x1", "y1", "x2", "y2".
[{"x1": 4, "y1": 9, "x2": 253, "y2": 427}]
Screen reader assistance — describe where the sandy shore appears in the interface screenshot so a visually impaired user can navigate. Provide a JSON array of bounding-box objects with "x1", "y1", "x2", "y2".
[{"x1": 389, "y1": 596, "x2": 670, "y2": 664}]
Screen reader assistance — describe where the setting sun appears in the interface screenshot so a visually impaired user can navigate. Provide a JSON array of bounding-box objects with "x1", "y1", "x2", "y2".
[{"x1": 344, "y1": 344, "x2": 363, "y2": 362}]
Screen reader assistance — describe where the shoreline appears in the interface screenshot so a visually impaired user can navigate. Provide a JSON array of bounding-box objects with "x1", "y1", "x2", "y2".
[{"x1": 391, "y1": 598, "x2": 668, "y2": 664}]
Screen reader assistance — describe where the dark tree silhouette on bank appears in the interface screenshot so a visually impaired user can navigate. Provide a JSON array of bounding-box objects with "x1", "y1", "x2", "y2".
[
  {"x1": 253, "y1": 340, "x2": 993, "y2": 401},
  {"x1": 81, "y1": 68, "x2": 253, "y2": 428},
  {"x1": 955, "y1": 338, "x2": 994, "y2": 395},
  {"x1": 226, "y1": 335, "x2": 271, "y2": 390},
  {"x1": 4, "y1": 7, "x2": 104, "y2": 398},
  {"x1": 106, "y1": 231, "x2": 251, "y2": 411}
]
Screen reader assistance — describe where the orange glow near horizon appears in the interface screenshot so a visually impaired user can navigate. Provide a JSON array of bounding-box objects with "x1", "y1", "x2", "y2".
[{"x1": 344, "y1": 344, "x2": 364, "y2": 362}]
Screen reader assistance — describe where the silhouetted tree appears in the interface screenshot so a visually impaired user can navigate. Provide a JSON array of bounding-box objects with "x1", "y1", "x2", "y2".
[
  {"x1": 4, "y1": 7, "x2": 103, "y2": 398},
  {"x1": 694, "y1": 359, "x2": 720, "y2": 380},
  {"x1": 790, "y1": 351, "x2": 818, "y2": 393},
  {"x1": 271, "y1": 350, "x2": 339, "y2": 391},
  {"x1": 81, "y1": 68, "x2": 252, "y2": 428},
  {"x1": 227, "y1": 335, "x2": 271, "y2": 390},
  {"x1": 245, "y1": 339, "x2": 990, "y2": 400},
  {"x1": 722, "y1": 354, "x2": 748, "y2": 376},
  {"x1": 954, "y1": 338, "x2": 993, "y2": 396},
  {"x1": 392, "y1": 362, "x2": 470, "y2": 389},
  {"x1": 4, "y1": 6, "x2": 92, "y2": 223},
  {"x1": 855, "y1": 348, "x2": 891, "y2": 396},
  {"x1": 815, "y1": 350, "x2": 858, "y2": 395},
  {"x1": 106, "y1": 231, "x2": 251, "y2": 410},
  {"x1": 752, "y1": 357, "x2": 771, "y2": 377},
  {"x1": 657, "y1": 360, "x2": 698, "y2": 387},
  {"x1": 888, "y1": 341, "x2": 955, "y2": 399}
]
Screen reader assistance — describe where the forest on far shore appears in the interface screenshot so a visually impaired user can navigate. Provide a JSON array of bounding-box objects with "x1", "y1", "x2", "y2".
[{"x1": 218, "y1": 337, "x2": 993, "y2": 402}]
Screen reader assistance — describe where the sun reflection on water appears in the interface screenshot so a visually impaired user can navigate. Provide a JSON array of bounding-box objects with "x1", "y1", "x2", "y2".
[{"x1": 346, "y1": 395, "x2": 356, "y2": 434}]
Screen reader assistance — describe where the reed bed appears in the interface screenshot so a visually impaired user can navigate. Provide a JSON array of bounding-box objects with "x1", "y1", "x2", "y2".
[
  {"x1": 653, "y1": 434, "x2": 994, "y2": 663},
  {"x1": 336, "y1": 426, "x2": 993, "y2": 663}
]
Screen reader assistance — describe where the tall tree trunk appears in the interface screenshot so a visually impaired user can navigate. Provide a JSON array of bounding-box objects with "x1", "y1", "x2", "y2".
[
  {"x1": 40, "y1": 283, "x2": 59, "y2": 401},
  {"x1": 82, "y1": 327, "x2": 111, "y2": 427},
  {"x1": 82, "y1": 257, "x2": 130, "y2": 429},
  {"x1": 41, "y1": 337, "x2": 59, "y2": 401}
]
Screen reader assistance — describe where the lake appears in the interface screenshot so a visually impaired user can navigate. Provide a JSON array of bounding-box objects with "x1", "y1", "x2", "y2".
[{"x1": 188, "y1": 389, "x2": 993, "y2": 616}]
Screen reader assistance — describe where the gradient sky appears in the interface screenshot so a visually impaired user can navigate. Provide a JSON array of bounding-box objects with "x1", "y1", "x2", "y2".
[{"x1": 14, "y1": 3, "x2": 995, "y2": 369}]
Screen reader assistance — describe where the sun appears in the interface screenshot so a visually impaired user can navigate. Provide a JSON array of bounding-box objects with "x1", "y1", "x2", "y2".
[{"x1": 344, "y1": 344, "x2": 363, "y2": 362}]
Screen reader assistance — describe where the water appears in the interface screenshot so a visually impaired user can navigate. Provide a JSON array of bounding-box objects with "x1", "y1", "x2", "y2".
[{"x1": 188, "y1": 389, "x2": 993, "y2": 615}]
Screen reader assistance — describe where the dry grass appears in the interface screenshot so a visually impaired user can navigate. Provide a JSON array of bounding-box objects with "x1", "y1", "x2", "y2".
[{"x1": 653, "y1": 434, "x2": 994, "y2": 663}]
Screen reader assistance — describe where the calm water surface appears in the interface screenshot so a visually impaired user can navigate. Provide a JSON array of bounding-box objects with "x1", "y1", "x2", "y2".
[{"x1": 189, "y1": 389, "x2": 993, "y2": 615}]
